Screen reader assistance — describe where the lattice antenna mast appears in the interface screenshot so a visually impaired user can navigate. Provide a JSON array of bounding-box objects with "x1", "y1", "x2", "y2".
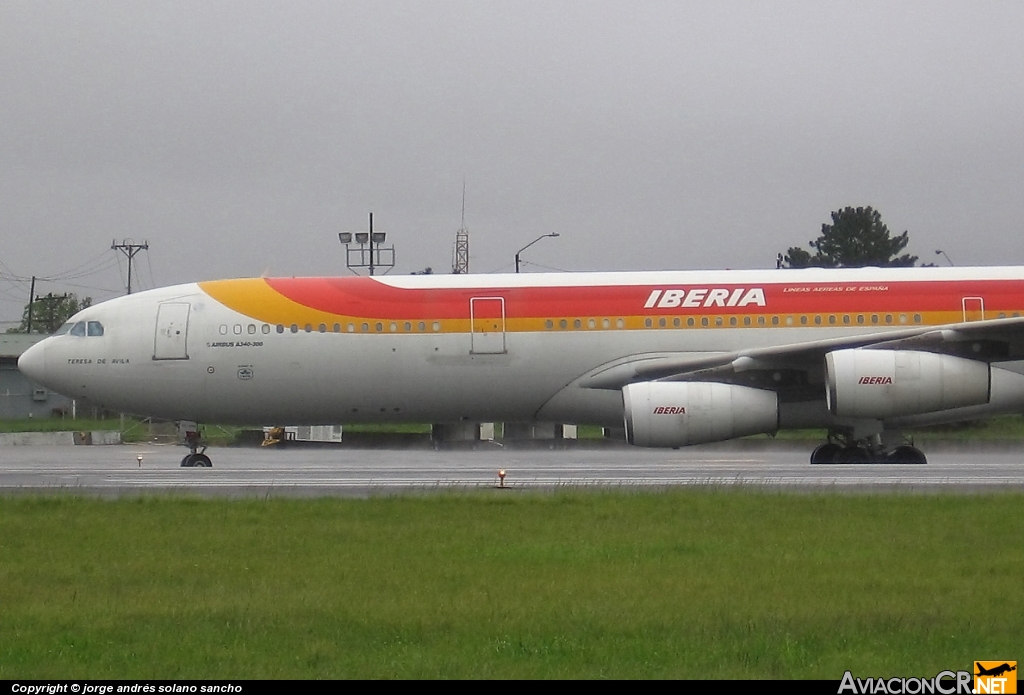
[{"x1": 452, "y1": 181, "x2": 470, "y2": 274}]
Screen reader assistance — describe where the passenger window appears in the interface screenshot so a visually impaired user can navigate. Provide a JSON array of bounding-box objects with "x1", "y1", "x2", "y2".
[
  {"x1": 87, "y1": 321, "x2": 104, "y2": 336},
  {"x1": 729, "y1": 317, "x2": 737, "y2": 326},
  {"x1": 304, "y1": 324, "x2": 312, "y2": 333},
  {"x1": 559, "y1": 319, "x2": 568, "y2": 329},
  {"x1": 771, "y1": 316, "x2": 779, "y2": 326},
  {"x1": 589, "y1": 318, "x2": 597, "y2": 329},
  {"x1": 644, "y1": 318, "x2": 653, "y2": 328},
  {"x1": 262, "y1": 324, "x2": 271, "y2": 334},
  {"x1": 432, "y1": 322, "x2": 441, "y2": 331},
  {"x1": 616, "y1": 318, "x2": 625, "y2": 329},
  {"x1": 701, "y1": 317, "x2": 709, "y2": 327},
  {"x1": 419, "y1": 322, "x2": 426, "y2": 331},
  {"x1": 757, "y1": 316, "x2": 765, "y2": 326},
  {"x1": 404, "y1": 322, "x2": 412, "y2": 332},
  {"x1": 219, "y1": 325, "x2": 228, "y2": 335},
  {"x1": 602, "y1": 318, "x2": 610, "y2": 329},
  {"x1": 319, "y1": 324, "x2": 326, "y2": 333},
  {"x1": 334, "y1": 324, "x2": 341, "y2": 333},
  {"x1": 291, "y1": 324, "x2": 299, "y2": 333},
  {"x1": 673, "y1": 317, "x2": 681, "y2": 327},
  {"x1": 914, "y1": 314, "x2": 922, "y2": 323},
  {"x1": 70, "y1": 322, "x2": 86, "y2": 337},
  {"x1": 276, "y1": 325, "x2": 285, "y2": 334},
  {"x1": 248, "y1": 324, "x2": 256, "y2": 334},
  {"x1": 657, "y1": 318, "x2": 665, "y2": 328},
  {"x1": 687, "y1": 317, "x2": 695, "y2": 327},
  {"x1": 233, "y1": 324, "x2": 242, "y2": 335},
  {"x1": 813, "y1": 316, "x2": 821, "y2": 325}
]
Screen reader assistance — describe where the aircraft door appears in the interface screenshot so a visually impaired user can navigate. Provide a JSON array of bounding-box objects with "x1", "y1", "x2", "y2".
[
  {"x1": 154, "y1": 302, "x2": 191, "y2": 360},
  {"x1": 470, "y1": 297, "x2": 506, "y2": 354},
  {"x1": 962, "y1": 296, "x2": 985, "y2": 322}
]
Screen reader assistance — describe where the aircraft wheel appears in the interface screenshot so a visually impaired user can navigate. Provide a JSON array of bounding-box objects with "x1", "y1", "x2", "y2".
[
  {"x1": 191, "y1": 454, "x2": 213, "y2": 468},
  {"x1": 838, "y1": 446, "x2": 871, "y2": 464},
  {"x1": 181, "y1": 454, "x2": 194, "y2": 467},
  {"x1": 888, "y1": 445, "x2": 927, "y2": 465},
  {"x1": 810, "y1": 443, "x2": 842, "y2": 464}
]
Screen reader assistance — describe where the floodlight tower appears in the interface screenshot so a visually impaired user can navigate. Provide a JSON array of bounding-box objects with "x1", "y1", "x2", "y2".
[{"x1": 338, "y1": 213, "x2": 395, "y2": 276}]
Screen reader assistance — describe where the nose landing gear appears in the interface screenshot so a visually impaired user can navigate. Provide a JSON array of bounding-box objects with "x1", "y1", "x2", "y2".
[{"x1": 178, "y1": 421, "x2": 213, "y2": 467}]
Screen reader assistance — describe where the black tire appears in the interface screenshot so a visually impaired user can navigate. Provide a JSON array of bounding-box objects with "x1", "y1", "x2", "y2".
[
  {"x1": 838, "y1": 446, "x2": 871, "y2": 464},
  {"x1": 810, "y1": 443, "x2": 842, "y2": 464},
  {"x1": 888, "y1": 445, "x2": 928, "y2": 465},
  {"x1": 181, "y1": 454, "x2": 194, "y2": 467},
  {"x1": 192, "y1": 453, "x2": 213, "y2": 468}
]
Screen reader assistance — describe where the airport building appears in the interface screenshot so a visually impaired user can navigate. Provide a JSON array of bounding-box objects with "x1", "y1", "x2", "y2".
[{"x1": 0, "y1": 334, "x2": 72, "y2": 419}]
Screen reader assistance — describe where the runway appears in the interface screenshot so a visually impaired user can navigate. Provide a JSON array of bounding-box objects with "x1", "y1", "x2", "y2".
[{"x1": 1, "y1": 443, "x2": 1023, "y2": 495}]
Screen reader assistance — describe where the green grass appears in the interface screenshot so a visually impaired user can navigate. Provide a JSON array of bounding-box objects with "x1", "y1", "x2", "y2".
[{"x1": 0, "y1": 491, "x2": 1020, "y2": 679}]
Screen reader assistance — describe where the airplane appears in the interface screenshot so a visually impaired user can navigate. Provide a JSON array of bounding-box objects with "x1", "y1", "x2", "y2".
[
  {"x1": 975, "y1": 663, "x2": 1017, "y2": 678},
  {"x1": 16, "y1": 266, "x2": 1024, "y2": 467}
]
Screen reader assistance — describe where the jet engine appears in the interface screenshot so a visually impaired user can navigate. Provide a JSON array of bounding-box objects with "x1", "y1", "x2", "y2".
[
  {"x1": 623, "y1": 381, "x2": 778, "y2": 448},
  {"x1": 824, "y1": 349, "x2": 990, "y2": 419}
]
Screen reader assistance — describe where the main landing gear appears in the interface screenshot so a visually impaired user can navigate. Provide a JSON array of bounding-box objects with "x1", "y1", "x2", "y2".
[
  {"x1": 178, "y1": 422, "x2": 213, "y2": 468},
  {"x1": 810, "y1": 432, "x2": 927, "y2": 465}
]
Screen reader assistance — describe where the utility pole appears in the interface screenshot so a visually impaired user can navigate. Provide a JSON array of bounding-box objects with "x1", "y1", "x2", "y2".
[
  {"x1": 26, "y1": 275, "x2": 36, "y2": 333},
  {"x1": 34, "y1": 292, "x2": 69, "y2": 334},
  {"x1": 110, "y1": 240, "x2": 150, "y2": 294}
]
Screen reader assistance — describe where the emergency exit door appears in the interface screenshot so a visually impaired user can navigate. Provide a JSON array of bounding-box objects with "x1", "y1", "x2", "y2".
[
  {"x1": 154, "y1": 302, "x2": 191, "y2": 360},
  {"x1": 962, "y1": 297, "x2": 985, "y2": 322},
  {"x1": 470, "y1": 297, "x2": 506, "y2": 354}
]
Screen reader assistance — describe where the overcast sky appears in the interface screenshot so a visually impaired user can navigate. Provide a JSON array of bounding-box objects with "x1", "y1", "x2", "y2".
[{"x1": 2, "y1": 1, "x2": 1023, "y2": 324}]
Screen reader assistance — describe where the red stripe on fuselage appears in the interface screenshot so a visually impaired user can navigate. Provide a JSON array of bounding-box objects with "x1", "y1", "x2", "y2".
[{"x1": 263, "y1": 277, "x2": 1024, "y2": 319}]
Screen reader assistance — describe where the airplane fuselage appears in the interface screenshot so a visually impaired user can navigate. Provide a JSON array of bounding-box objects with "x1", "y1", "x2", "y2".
[{"x1": 18, "y1": 268, "x2": 1024, "y2": 440}]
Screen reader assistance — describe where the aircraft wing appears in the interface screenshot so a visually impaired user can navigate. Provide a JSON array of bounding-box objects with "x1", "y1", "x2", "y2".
[{"x1": 582, "y1": 315, "x2": 1024, "y2": 394}]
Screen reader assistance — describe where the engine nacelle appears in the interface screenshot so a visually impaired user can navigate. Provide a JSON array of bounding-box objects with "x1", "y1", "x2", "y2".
[
  {"x1": 825, "y1": 349, "x2": 990, "y2": 419},
  {"x1": 623, "y1": 381, "x2": 778, "y2": 448}
]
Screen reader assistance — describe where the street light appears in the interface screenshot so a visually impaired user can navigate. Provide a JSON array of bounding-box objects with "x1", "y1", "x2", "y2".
[
  {"x1": 935, "y1": 249, "x2": 954, "y2": 266},
  {"x1": 515, "y1": 233, "x2": 560, "y2": 273}
]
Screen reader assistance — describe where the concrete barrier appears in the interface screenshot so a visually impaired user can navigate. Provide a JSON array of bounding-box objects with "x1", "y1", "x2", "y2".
[
  {"x1": 0, "y1": 430, "x2": 122, "y2": 446},
  {"x1": 0, "y1": 431, "x2": 77, "y2": 446},
  {"x1": 90, "y1": 431, "x2": 122, "y2": 445}
]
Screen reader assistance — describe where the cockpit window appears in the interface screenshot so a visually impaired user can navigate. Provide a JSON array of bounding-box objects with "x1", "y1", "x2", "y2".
[
  {"x1": 54, "y1": 322, "x2": 74, "y2": 336},
  {"x1": 87, "y1": 321, "x2": 104, "y2": 337},
  {"x1": 69, "y1": 322, "x2": 86, "y2": 337}
]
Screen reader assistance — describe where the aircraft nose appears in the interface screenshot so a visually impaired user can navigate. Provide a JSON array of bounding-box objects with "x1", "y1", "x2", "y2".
[{"x1": 18, "y1": 340, "x2": 47, "y2": 384}]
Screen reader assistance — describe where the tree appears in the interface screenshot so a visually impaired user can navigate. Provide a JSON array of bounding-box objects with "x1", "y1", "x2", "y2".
[
  {"x1": 781, "y1": 206, "x2": 919, "y2": 268},
  {"x1": 7, "y1": 293, "x2": 92, "y2": 334}
]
